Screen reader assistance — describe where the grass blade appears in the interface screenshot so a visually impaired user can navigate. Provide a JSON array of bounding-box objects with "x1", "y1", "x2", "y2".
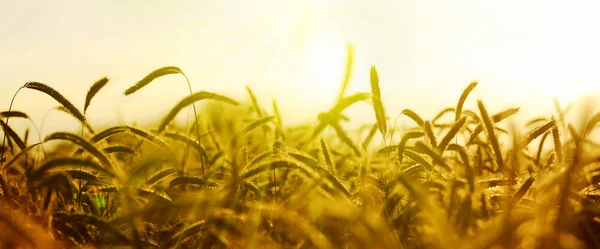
[
  {"x1": 433, "y1": 107, "x2": 456, "y2": 124},
  {"x1": 455, "y1": 81, "x2": 478, "y2": 122},
  {"x1": 124, "y1": 66, "x2": 181, "y2": 96},
  {"x1": 330, "y1": 121, "x2": 361, "y2": 156},
  {"x1": 510, "y1": 177, "x2": 534, "y2": 206},
  {"x1": 84, "y1": 77, "x2": 109, "y2": 114},
  {"x1": 551, "y1": 117, "x2": 563, "y2": 162},
  {"x1": 0, "y1": 120, "x2": 25, "y2": 151},
  {"x1": 370, "y1": 66, "x2": 387, "y2": 137},
  {"x1": 44, "y1": 132, "x2": 112, "y2": 170},
  {"x1": 397, "y1": 131, "x2": 424, "y2": 163},
  {"x1": 414, "y1": 141, "x2": 451, "y2": 171},
  {"x1": 336, "y1": 44, "x2": 354, "y2": 102},
  {"x1": 232, "y1": 116, "x2": 275, "y2": 145},
  {"x1": 146, "y1": 167, "x2": 178, "y2": 185},
  {"x1": 401, "y1": 109, "x2": 424, "y2": 127},
  {"x1": 520, "y1": 120, "x2": 555, "y2": 148},
  {"x1": 0, "y1": 111, "x2": 29, "y2": 119},
  {"x1": 362, "y1": 123, "x2": 378, "y2": 149},
  {"x1": 158, "y1": 91, "x2": 239, "y2": 132},
  {"x1": 246, "y1": 86, "x2": 263, "y2": 117},
  {"x1": 423, "y1": 120, "x2": 437, "y2": 148},
  {"x1": 320, "y1": 138, "x2": 336, "y2": 175},
  {"x1": 447, "y1": 143, "x2": 474, "y2": 192},
  {"x1": 23, "y1": 82, "x2": 93, "y2": 133},
  {"x1": 29, "y1": 157, "x2": 113, "y2": 182},
  {"x1": 331, "y1": 92, "x2": 371, "y2": 114},
  {"x1": 477, "y1": 100, "x2": 504, "y2": 171},
  {"x1": 438, "y1": 116, "x2": 467, "y2": 152}
]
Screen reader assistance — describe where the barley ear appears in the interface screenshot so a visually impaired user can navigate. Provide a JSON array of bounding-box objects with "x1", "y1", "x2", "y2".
[
  {"x1": 272, "y1": 99, "x2": 285, "y2": 140},
  {"x1": 455, "y1": 81, "x2": 478, "y2": 121},
  {"x1": 336, "y1": 44, "x2": 354, "y2": 102},
  {"x1": 246, "y1": 86, "x2": 264, "y2": 117},
  {"x1": 320, "y1": 138, "x2": 336, "y2": 175},
  {"x1": 23, "y1": 82, "x2": 93, "y2": 133},
  {"x1": 370, "y1": 66, "x2": 387, "y2": 138},
  {"x1": 477, "y1": 99, "x2": 504, "y2": 171},
  {"x1": 401, "y1": 109, "x2": 424, "y2": 127},
  {"x1": 0, "y1": 111, "x2": 29, "y2": 119},
  {"x1": 84, "y1": 77, "x2": 109, "y2": 114},
  {"x1": 423, "y1": 121, "x2": 437, "y2": 148},
  {"x1": 551, "y1": 116, "x2": 563, "y2": 162},
  {"x1": 124, "y1": 66, "x2": 181, "y2": 96},
  {"x1": 520, "y1": 120, "x2": 555, "y2": 148}
]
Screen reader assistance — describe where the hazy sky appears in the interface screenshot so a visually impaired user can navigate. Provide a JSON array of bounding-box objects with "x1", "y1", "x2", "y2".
[{"x1": 2, "y1": 0, "x2": 600, "y2": 136}]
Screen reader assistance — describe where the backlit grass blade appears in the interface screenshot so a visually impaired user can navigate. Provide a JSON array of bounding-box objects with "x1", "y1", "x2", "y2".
[
  {"x1": 320, "y1": 138, "x2": 336, "y2": 175},
  {"x1": 438, "y1": 116, "x2": 467, "y2": 152},
  {"x1": 23, "y1": 82, "x2": 93, "y2": 133},
  {"x1": 401, "y1": 109, "x2": 424, "y2": 127},
  {"x1": 447, "y1": 143, "x2": 474, "y2": 192},
  {"x1": 0, "y1": 120, "x2": 25, "y2": 151},
  {"x1": 272, "y1": 99, "x2": 285, "y2": 140},
  {"x1": 520, "y1": 120, "x2": 555, "y2": 148},
  {"x1": 0, "y1": 111, "x2": 29, "y2": 119},
  {"x1": 246, "y1": 86, "x2": 264, "y2": 118},
  {"x1": 124, "y1": 66, "x2": 181, "y2": 96},
  {"x1": 467, "y1": 108, "x2": 520, "y2": 145},
  {"x1": 331, "y1": 92, "x2": 371, "y2": 114},
  {"x1": 414, "y1": 141, "x2": 451, "y2": 171},
  {"x1": 551, "y1": 117, "x2": 563, "y2": 162},
  {"x1": 84, "y1": 77, "x2": 109, "y2": 114},
  {"x1": 330, "y1": 121, "x2": 361, "y2": 156},
  {"x1": 362, "y1": 123, "x2": 378, "y2": 149},
  {"x1": 370, "y1": 66, "x2": 387, "y2": 137},
  {"x1": 158, "y1": 91, "x2": 239, "y2": 132},
  {"x1": 336, "y1": 44, "x2": 354, "y2": 102},
  {"x1": 397, "y1": 131, "x2": 424, "y2": 163},
  {"x1": 44, "y1": 132, "x2": 112, "y2": 170},
  {"x1": 477, "y1": 100, "x2": 504, "y2": 171},
  {"x1": 455, "y1": 81, "x2": 478, "y2": 122},
  {"x1": 423, "y1": 121, "x2": 437, "y2": 148},
  {"x1": 433, "y1": 107, "x2": 456, "y2": 124}
]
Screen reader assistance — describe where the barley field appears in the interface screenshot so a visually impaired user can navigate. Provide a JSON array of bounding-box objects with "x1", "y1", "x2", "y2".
[{"x1": 2, "y1": 58, "x2": 600, "y2": 249}]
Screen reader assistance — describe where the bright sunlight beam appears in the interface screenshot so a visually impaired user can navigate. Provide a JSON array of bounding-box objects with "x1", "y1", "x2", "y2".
[{"x1": 307, "y1": 35, "x2": 346, "y2": 106}]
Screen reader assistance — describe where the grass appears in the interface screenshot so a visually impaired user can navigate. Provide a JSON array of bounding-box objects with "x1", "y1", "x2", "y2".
[{"x1": 1, "y1": 59, "x2": 600, "y2": 249}]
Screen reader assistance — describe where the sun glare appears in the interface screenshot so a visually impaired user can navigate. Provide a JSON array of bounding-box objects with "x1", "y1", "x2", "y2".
[
  {"x1": 307, "y1": 37, "x2": 346, "y2": 106},
  {"x1": 234, "y1": 0, "x2": 350, "y2": 111}
]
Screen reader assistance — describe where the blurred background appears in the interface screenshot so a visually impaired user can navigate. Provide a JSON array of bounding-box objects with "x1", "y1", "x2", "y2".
[{"x1": 2, "y1": 0, "x2": 600, "y2": 137}]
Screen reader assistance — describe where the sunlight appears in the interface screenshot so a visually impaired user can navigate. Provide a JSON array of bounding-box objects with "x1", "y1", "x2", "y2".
[
  {"x1": 307, "y1": 36, "x2": 346, "y2": 106},
  {"x1": 236, "y1": 0, "x2": 350, "y2": 112}
]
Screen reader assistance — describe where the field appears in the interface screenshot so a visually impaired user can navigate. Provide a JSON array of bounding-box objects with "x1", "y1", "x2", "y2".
[{"x1": 2, "y1": 64, "x2": 600, "y2": 249}]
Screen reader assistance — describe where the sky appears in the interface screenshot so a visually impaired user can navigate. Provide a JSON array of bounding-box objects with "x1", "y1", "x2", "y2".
[{"x1": 2, "y1": 0, "x2": 600, "y2": 137}]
